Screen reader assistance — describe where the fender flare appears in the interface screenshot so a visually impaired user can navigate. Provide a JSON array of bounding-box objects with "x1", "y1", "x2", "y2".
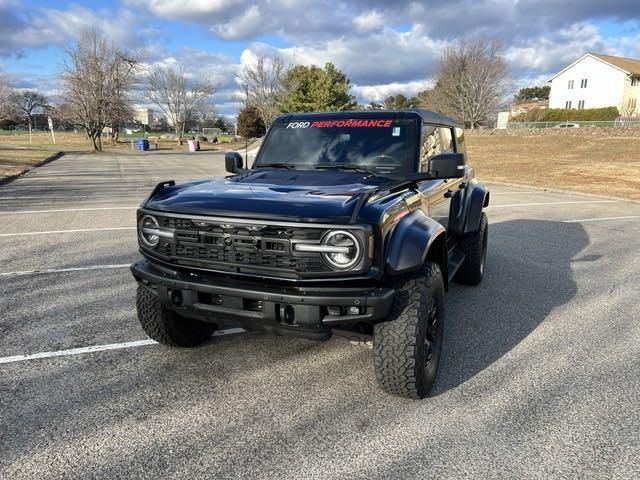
[
  {"x1": 385, "y1": 210, "x2": 447, "y2": 277},
  {"x1": 461, "y1": 180, "x2": 490, "y2": 234}
]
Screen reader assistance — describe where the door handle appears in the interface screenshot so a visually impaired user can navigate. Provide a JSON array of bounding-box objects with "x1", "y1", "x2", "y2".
[{"x1": 444, "y1": 190, "x2": 453, "y2": 198}]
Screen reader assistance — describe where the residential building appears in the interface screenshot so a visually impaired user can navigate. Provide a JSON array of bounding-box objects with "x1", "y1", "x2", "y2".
[
  {"x1": 134, "y1": 108, "x2": 155, "y2": 126},
  {"x1": 509, "y1": 99, "x2": 549, "y2": 118},
  {"x1": 548, "y1": 53, "x2": 640, "y2": 115}
]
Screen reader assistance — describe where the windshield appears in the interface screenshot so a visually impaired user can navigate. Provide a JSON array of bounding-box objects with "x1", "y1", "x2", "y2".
[{"x1": 255, "y1": 117, "x2": 417, "y2": 173}]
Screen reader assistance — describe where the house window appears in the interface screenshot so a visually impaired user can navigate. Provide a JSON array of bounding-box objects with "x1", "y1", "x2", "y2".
[
  {"x1": 567, "y1": 80, "x2": 574, "y2": 89},
  {"x1": 565, "y1": 101, "x2": 572, "y2": 109},
  {"x1": 580, "y1": 78, "x2": 588, "y2": 88},
  {"x1": 632, "y1": 77, "x2": 640, "y2": 87},
  {"x1": 578, "y1": 100, "x2": 585, "y2": 109},
  {"x1": 628, "y1": 98, "x2": 638, "y2": 114}
]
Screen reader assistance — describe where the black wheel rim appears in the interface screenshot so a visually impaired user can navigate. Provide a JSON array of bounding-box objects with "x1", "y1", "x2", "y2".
[{"x1": 424, "y1": 302, "x2": 439, "y2": 368}]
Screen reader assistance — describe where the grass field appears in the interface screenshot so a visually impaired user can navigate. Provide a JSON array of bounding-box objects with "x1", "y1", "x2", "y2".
[
  {"x1": 466, "y1": 128, "x2": 640, "y2": 201},
  {"x1": 0, "y1": 130, "x2": 245, "y2": 153},
  {"x1": 0, "y1": 148, "x2": 58, "y2": 177}
]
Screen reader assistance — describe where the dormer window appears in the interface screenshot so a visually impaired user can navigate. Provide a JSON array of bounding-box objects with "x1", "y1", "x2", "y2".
[{"x1": 632, "y1": 77, "x2": 640, "y2": 87}]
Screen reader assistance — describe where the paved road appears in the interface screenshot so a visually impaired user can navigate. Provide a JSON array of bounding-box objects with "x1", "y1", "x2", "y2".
[{"x1": 1, "y1": 151, "x2": 639, "y2": 479}]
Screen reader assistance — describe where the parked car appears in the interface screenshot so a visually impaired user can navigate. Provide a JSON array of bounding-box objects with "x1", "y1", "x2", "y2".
[
  {"x1": 555, "y1": 122, "x2": 580, "y2": 128},
  {"x1": 131, "y1": 110, "x2": 490, "y2": 399}
]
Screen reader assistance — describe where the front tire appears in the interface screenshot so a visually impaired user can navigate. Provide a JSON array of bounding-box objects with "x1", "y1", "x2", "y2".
[
  {"x1": 373, "y1": 262, "x2": 445, "y2": 399},
  {"x1": 455, "y1": 212, "x2": 488, "y2": 285},
  {"x1": 136, "y1": 286, "x2": 217, "y2": 347}
]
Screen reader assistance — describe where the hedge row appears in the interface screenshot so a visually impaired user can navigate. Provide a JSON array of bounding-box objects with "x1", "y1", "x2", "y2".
[{"x1": 513, "y1": 106, "x2": 619, "y2": 122}]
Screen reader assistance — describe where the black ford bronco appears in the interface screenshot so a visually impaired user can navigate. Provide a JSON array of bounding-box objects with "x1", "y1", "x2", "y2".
[{"x1": 131, "y1": 110, "x2": 489, "y2": 398}]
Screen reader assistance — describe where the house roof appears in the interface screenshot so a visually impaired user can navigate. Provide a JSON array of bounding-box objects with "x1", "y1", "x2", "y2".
[
  {"x1": 548, "y1": 53, "x2": 640, "y2": 82},
  {"x1": 590, "y1": 53, "x2": 640, "y2": 76}
]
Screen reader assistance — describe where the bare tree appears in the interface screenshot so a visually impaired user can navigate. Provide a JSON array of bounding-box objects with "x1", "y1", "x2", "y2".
[
  {"x1": 238, "y1": 53, "x2": 289, "y2": 126},
  {"x1": 145, "y1": 64, "x2": 215, "y2": 144},
  {"x1": 430, "y1": 38, "x2": 510, "y2": 128},
  {"x1": 193, "y1": 97, "x2": 218, "y2": 130},
  {"x1": 58, "y1": 29, "x2": 138, "y2": 151},
  {"x1": 0, "y1": 77, "x2": 15, "y2": 120},
  {"x1": 417, "y1": 85, "x2": 454, "y2": 116},
  {"x1": 11, "y1": 90, "x2": 48, "y2": 129},
  {"x1": 107, "y1": 53, "x2": 138, "y2": 143},
  {"x1": 620, "y1": 99, "x2": 638, "y2": 118}
]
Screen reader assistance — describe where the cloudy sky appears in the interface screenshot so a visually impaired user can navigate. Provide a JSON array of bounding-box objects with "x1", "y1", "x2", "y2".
[{"x1": 1, "y1": 0, "x2": 639, "y2": 118}]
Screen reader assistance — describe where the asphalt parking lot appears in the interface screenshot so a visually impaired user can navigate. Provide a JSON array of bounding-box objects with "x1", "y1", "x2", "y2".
[{"x1": 1, "y1": 151, "x2": 639, "y2": 479}]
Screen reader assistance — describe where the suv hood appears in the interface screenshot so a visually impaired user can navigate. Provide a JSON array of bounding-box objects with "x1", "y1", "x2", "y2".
[{"x1": 144, "y1": 169, "x2": 399, "y2": 222}]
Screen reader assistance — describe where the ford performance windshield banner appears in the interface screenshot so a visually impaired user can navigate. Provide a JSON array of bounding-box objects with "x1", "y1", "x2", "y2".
[{"x1": 286, "y1": 119, "x2": 394, "y2": 129}]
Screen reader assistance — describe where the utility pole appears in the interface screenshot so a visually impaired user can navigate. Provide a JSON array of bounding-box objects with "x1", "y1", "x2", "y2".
[{"x1": 245, "y1": 84, "x2": 249, "y2": 160}]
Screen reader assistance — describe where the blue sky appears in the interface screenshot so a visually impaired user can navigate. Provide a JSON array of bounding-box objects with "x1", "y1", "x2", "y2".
[{"x1": 1, "y1": 0, "x2": 639, "y2": 118}]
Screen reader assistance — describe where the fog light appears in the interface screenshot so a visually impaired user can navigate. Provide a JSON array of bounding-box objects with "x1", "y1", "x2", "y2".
[
  {"x1": 348, "y1": 306, "x2": 361, "y2": 315},
  {"x1": 327, "y1": 306, "x2": 341, "y2": 316},
  {"x1": 171, "y1": 290, "x2": 183, "y2": 306}
]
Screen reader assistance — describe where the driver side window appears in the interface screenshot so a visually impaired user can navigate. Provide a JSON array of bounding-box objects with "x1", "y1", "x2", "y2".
[{"x1": 420, "y1": 125, "x2": 454, "y2": 171}]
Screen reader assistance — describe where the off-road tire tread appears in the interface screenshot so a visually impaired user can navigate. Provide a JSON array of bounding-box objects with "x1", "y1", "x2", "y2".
[
  {"x1": 455, "y1": 212, "x2": 487, "y2": 285},
  {"x1": 373, "y1": 262, "x2": 442, "y2": 399},
  {"x1": 136, "y1": 286, "x2": 216, "y2": 347}
]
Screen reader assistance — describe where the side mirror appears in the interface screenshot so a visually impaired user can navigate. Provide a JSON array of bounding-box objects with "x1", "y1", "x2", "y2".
[
  {"x1": 428, "y1": 152, "x2": 465, "y2": 179},
  {"x1": 225, "y1": 151, "x2": 244, "y2": 174}
]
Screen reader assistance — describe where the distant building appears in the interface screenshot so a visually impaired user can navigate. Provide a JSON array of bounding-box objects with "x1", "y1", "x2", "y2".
[
  {"x1": 509, "y1": 99, "x2": 548, "y2": 118},
  {"x1": 134, "y1": 108, "x2": 155, "y2": 126},
  {"x1": 548, "y1": 53, "x2": 640, "y2": 115}
]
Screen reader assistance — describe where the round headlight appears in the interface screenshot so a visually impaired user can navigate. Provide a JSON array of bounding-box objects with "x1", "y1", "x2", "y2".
[
  {"x1": 139, "y1": 215, "x2": 160, "y2": 248},
  {"x1": 321, "y1": 230, "x2": 361, "y2": 269}
]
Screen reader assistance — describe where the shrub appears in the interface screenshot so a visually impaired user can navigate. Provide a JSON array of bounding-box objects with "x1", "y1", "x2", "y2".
[{"x1": 513, "y1": 106, "x2": 619, "y2": 122}]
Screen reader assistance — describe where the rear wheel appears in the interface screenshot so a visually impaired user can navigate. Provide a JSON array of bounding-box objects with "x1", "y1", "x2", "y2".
[
  {"x1": 373, "y1": 262, "x2": 445, "y2": 399},
  {"x1": 455, "y1": 212, "x2": 488, "y2": 285},
  {"x1": 136, "y1": 286, "x2": 217, "y2": 347}
]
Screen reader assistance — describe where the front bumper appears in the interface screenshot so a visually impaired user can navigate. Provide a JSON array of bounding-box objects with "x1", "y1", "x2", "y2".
[{"x1": 131, "y1": 260, "x2": 395, "y2": 339}]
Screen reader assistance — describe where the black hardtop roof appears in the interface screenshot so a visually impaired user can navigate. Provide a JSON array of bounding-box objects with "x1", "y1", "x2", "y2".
[{"x1": 274, "y1": 109, "x2": 463, "y2": 128}]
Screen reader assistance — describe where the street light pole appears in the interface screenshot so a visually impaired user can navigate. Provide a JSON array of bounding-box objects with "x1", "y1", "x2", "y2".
[{"x1": 245, "y1": 84, "x2": 249, "y2": 160}]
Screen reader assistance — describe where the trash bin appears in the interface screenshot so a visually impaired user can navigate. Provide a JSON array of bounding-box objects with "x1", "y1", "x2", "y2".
[
  {"x1": 136, "y1": 139, "x2": 149, "y2": 151},
  {"x1": 188, "y1": 139, "x2": 200, "y2": 152}
]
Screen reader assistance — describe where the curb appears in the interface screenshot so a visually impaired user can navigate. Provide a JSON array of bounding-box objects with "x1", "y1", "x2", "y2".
[
  {"x1": 0, "y1": 152, "x2": 64, "y2": 187},
  {"x1": 485, "y1": 180, "x2": 640, "y2": 205}
]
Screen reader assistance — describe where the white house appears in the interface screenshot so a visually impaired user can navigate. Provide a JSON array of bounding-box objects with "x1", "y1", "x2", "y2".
[
  {"x1": 548, "y1": 53, "x2": 640, "y2": 116},
  {"x1": 134, "y1": 108, "x2": 155, "y2": 126}
]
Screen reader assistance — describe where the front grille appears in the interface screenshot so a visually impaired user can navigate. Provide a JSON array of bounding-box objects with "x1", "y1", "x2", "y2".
[{"x1": 148, "y1": 215, "x2": 334, "y2": 277}]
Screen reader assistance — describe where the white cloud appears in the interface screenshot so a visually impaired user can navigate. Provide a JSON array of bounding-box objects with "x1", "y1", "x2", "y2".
[
  {"x1": 215, "y1": 5, "x2": 263, "y2": 40},
  {"x1": 354, "y1": 10, "x2": 384, "y2": 32},
  {"x1": 352, "y1": 81, "x2": 428, "y2": 103},
  {"x1": 272, "y1": 26, "x2": 447, "y2": 85}
]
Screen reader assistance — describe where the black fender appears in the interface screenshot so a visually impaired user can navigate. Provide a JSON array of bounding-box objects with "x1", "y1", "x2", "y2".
[
  {"x1": 385, "y1": 210, "x2": 447, "y2": 280},
  {"x1": 461, "y1": 179, "x2": 489, "y2": 234}
]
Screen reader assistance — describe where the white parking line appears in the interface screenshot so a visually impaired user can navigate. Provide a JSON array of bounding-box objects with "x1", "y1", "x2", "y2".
[
  {"x1": 489, "y1": 191, "x2": 543, "y2": 195},
  {"x1": 487, "y1": 200, "x2": 617, "y2": 208},
  {"x1": 563, "y1": 215, "x2": 640, "y2": 223},
  {"x1": 0, "y1": 207, "x2": 137, "y2": 215},
  {"x1": 0, "y1": 227, "x2": 136, "y2": 237},
  {"x1": 0, "y1": 329, "x2": 246, "y2": 365},
  {"x1": 0, "y1": 264, "x2": 131, "y2": 277},
  {"x1": 0, "y1": 195, "x2": 144, "y2": 199}
]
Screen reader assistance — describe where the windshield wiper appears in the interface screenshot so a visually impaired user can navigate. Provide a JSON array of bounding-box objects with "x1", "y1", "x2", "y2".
[
  {"x1": 256, "y1": 162, "x2": 295, "y2": 170},
  {"x1": 315, "y1": 164, "x2": 378, "y2": 175}
]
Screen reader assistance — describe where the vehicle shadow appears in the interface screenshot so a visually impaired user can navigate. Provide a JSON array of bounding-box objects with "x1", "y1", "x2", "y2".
[{"x1": 431, "y1": 218, "x2": 590, "y2": 395}]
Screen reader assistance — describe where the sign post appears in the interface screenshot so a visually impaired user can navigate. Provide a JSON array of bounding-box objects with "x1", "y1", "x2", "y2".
[{"x1": 47, "y1": 116, "x2": 55, "y2": 143}]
